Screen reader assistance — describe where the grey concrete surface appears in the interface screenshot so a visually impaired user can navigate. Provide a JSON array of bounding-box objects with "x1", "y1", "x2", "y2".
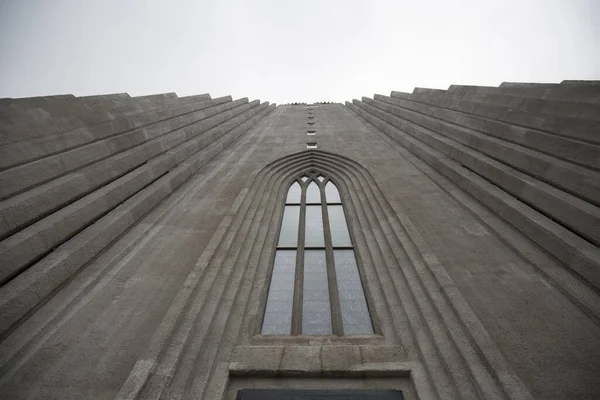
[
  {"x1": 362, "y1": 96, "x2": 600, "y2": 204},
  {"x1": 0, "y1": 96, "x2": 230, "y2": 171},
  {"x1": 391, "y1": 89, "x2": 600, "y2": 142},
  {"x1": 0, "y1": 100, "x2": 266, "y2": 288},
  {"x1": 347, "y1": 100, "x2": 600, "y2": 293},
  {"x1": 352, "y1": 99, "x2": 600, "y2": 247},
  {"x1": 379, "y1": 93, "x2": 600, "y2": 170},
  {"x1": 0, "y1": 82, "x2": 599, "y2": 400}
]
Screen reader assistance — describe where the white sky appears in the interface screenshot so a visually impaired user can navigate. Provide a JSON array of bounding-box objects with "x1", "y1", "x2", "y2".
[{"x1": 0, "y1": 0, "x2": 599, "y2": 104}]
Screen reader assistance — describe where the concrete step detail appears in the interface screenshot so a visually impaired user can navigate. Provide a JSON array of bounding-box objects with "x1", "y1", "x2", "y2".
[
  {"x1": 0, "y1": 95, "x2": 79, "y2": 112},
  {"x1": 346, "y1": 101, "x2": 600, "y2": 295},
  {"x1": 0, "y1": 102, "x2": 274, "y2": 336},
  {"x1": 0, "y1": 97, "x2": 239, "y2": 196},
  {"x1": 367, "y1": 96, "x2": 600, "y2": 201},
  {"x1": 378, "y1": 94, "x2": 600, "y2": 170},
  {"x1": 356, "y1": 99, "x2": 600, "y2": 245},
  {"x1": 446, "y1": 83, "x2": 600, "y2": 105},
  {"x1": 390, "y1": 90, "x2": 600, "y2": 144},
  {"x1": 0, "y1": 96, "x2": 231, "y2": 171},
  {"x1": 410, "y1": 90, "x2": 600, "y2": 122},
  {"x1": 0, "y1": 94, "x2": 209, "y2": 147},
  {"x1": 0, "y1": 93, "x2": 211, "y2": 145},
  {"x1": 561, "y1": 80, "x2": 600, "y2": 86},
  {"x1": 0, "y1": 101, "x2": 267, "y2": 284},
  {"x1": 0, "y1": 98, "x2": 251, "y2": 240}
]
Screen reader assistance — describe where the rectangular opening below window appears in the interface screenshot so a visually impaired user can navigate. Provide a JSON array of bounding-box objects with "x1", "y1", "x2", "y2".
[
  {"x1": 237, "y1": 389, "x2": 404, "y2": 399},
  {"x1": 228, "y1": 377, "x2": 411, "y2": 400},
  {"x1": 307, "y1": 130, "x2": 316, "y2": 135},
  {"x1": 307, "y1": 142, "x2": 317, "y2": 149}
]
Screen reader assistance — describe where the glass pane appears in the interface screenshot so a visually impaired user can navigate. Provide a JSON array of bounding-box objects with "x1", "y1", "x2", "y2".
[
  {"x1": 328, "y1": 205, "x2": 352, "y2": 247},
  {"x1": 306, "y1": 182, "x2": 321, "y2": 203},
  {"x1": 333, "y1": 250, "x2": 373, "y2": 335},
  {"x1": 277, "y1": 206, "x2": 300, "y2": 247},
  {"x1": 286, "y1": 182, "x2": 301, "y2": 204},
  {"x1": 301, "y1": 176, "x2": 308, "y2": 182},
  {"x1": 317, "y1": 176, "x2": 325, "y2": 182},
  {"x1": 305, "y1": 205, "x2": 325, "y2": 247},
  {"x1": 302, "y1": 250, "x2": 332, "y2": 334},
  {"x1": 262, "y1": 250, "x2": 297, "y2": 335},
  {"x1": 325, "y1": 182, "x2": 341, "y2": 203}
]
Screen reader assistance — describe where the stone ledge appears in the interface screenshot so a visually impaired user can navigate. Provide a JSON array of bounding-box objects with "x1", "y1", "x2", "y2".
[{"x1": 229, "y1": 345, "x2": 409, "y2": 378}]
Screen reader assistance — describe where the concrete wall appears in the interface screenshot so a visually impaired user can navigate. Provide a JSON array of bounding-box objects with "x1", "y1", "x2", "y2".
[{"x1": 0, "y1": 81, "x2": 599, "y2": 400}]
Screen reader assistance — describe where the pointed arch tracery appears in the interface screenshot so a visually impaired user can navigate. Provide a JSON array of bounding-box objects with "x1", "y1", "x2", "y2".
[{"x1": 262, "y1": 169, "x2": 373, "y2": 336}]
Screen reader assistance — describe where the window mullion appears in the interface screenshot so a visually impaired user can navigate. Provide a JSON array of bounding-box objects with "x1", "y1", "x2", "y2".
[
  {"x1": 320, "y1": 183, "x2": 344, "y2": 336},
  {"x1": 291, "y1": 182, "x2": 307, "y2": 335}
]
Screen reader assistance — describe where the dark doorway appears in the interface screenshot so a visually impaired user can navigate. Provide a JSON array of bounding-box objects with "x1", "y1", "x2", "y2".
[{"x1": 236, "y1": 389, "x2": 404, "y2": 400}]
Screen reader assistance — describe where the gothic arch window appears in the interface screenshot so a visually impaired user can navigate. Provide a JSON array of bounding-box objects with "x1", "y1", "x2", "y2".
[{"x1": 262, "y1": 171, "x2": 374, "y2": 336}]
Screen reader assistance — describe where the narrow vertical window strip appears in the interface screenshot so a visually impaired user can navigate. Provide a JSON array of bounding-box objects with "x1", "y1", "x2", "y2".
[
  {"x1": 319, "y1": 183, "x2": 345, "y2": 335},
  {"x1": 262, "y1": 250, "x2": 297, "y2": 334},
  {"x1": 327, "y1": 205, "x2": 352, "y2": 247},
  {"x1": 306, "y1": 181, "x2": 321, "y2": 203},
  {"x1": 302, "y1": 250, "x2": 332, "y2": 334},
  {"x1": 325, "y1": 181, "x2": 341, "y2": 203},
  {"x1": 291, "y1": 180, "x2": 308, "y2": 334},
  {"x1": 277, "y1": 205, "x2": 300, "y2": 247},
  {"x1": 286, "y1": 182, "x2": 301, "y2": 203},
  {"x1": 304, "y1": 205, "x2": 325, "y2": 247},
  {"x1": 333, "y1": 250, "x2": 374, "y2": 335}
]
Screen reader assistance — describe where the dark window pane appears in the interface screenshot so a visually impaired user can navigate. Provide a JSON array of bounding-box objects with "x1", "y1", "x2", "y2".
[
  {"x1": 333, "y1": 250, "x2": 373, "y2": 335},
  {"x1": 305, "y1": 205, "x2": 325, "y2": 247},
  {"x1": 325, "y1": 182, "x2": 341, "y2": 203},
  {"x1": 262, "y1": 250, "x2": 296, "y2": 334},
  {"x1": 327, "y1": 205, "x2": 352, "y2": 247},
  {"x1": 306, "y1": 182, "x2": 321, "y2": 203},
  {"x1": 278, "y1": 206, "x2": 300, "y2": 247},
  {"x1": 286, "y1": 182, "x2": 301, "y2": 204},
  {"x1": 302, "y1": 250, "x2": 332, "y2": 334}
]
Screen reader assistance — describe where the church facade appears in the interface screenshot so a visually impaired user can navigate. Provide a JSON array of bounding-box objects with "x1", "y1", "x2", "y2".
[{"x1": 0, "y1": 81, "x2": 599, "y2": 399}]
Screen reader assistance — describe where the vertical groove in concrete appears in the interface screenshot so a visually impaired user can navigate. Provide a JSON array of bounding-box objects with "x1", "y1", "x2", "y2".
[
  {"x1": 374, "y1": 94, "x2": 600, "y2": 170},
  {"x1": 352, "y1": 98, "x2": 600, "y2": 245},
  {"x1": 1, "y1": 82, "x2": 599, "y2": 400},
  {"x1": 0, "y1": 95, "x2": 232, "y2": 171},
  {"x1": 128, "y1": 150, "x2": 529, "y2": 400},
  {"x1": 0, "y1": 92, "x2": 274, "y2": 339},
  {"x1": 346, "y1": 81, "x2": 600, "y2": 299},
  {"x1": 348, "y1": 100, "x2": 600, "y2": 288}
]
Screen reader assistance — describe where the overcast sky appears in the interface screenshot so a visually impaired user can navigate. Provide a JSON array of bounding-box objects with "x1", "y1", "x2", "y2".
[{"x1": 0, "y1": 0, "x2": 599, "y2": 104}]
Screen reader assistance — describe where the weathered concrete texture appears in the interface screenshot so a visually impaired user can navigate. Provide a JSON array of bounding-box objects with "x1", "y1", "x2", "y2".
[
  {"x1": 0, "y1": 81, "x2": 599, "y2": 400},
  {"x1": 0, "y1": 92, "x2": 273, "y2": 338},
  {"x1": 348, "y1": 81, "x2": 600, "y2": 297},
  {"x1": 345, "y1": 81, "x2": 600, "y2": 399}
]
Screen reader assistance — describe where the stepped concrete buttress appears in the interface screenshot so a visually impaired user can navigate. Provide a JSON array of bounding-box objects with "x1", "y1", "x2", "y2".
[{"x1": 1, "y1": 81, "x2": 599, "y2": 400}]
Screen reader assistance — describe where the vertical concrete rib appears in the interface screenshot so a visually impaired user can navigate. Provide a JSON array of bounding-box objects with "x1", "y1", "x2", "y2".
[
  {"x1": 346, "y1": 93, "x2": 600, "y2": 296},
  {"x1": 0, "y1": 93, "x2": 274, "y2": 338},
  {"x1": 352, "y1": 98, "x2": 600, "y2": 247}
]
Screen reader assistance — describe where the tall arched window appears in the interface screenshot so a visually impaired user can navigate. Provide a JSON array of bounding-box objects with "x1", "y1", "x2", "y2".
[{"x1": 262, "y1": 171, "x2": 374, "y2": 336}]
